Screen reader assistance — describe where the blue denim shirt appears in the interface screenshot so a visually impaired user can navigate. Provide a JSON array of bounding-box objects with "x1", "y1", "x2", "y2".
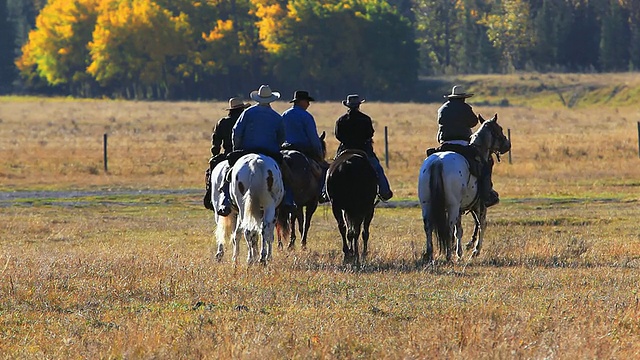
[
  {"x1": 282, "y1": 105, "x2": 322, "y2": 155},
  {"x1": 232, "y1": 104, "x2": 285, "y2": 154}
]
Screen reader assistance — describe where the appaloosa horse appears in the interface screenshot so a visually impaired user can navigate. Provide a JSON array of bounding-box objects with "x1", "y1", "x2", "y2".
[
  {"x1": 209, "y1": 159, "x2": 237, "y2": 261},
  {"x1": 418, "y1": 114, "x2": 511, "y2": 263},
  {"x1": 276, "y1": 132, "x2": 328, "y2": 250},
  {"x1": 229, "y1": 153, "x2": 284, "y2": 264},
  {"x1": 326, "y1": 149, "x2": 378, "y2": 264}
]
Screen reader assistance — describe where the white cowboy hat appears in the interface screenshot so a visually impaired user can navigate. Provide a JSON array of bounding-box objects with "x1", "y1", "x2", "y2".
[
  {"x1": 250, "y1": 85, "x2": 280, "y2": 104},
  {"x1": 225, "y1": 97, "x2": 250, "y2": 110},
  {"x1": 342, "y1": 94, "x2": 365, "y2": 108},
  {"x1": 445, "y1": 85, "x2": 474, "y2": 99}
]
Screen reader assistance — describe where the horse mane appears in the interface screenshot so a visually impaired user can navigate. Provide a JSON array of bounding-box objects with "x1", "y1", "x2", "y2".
[{"x1": 470, "y1": 119, "x2": 492, "y2": 148}]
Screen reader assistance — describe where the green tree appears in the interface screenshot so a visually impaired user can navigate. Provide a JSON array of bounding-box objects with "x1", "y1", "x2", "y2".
[
  {"x1": 479, "y1": 0, "x2": 535, "y2": 72},
  {"x1": 0, "y1": 0, "x2": 16, "y2": 93},
  {"x1": 258, "y1": 0, "x2": 417, "y2": 98},
  {"x1": 620, "y1": 0, "x2": 640, "y2": 70},
  {"x1": 599, "y1": 0, "x2": 630, "y2": 71}
]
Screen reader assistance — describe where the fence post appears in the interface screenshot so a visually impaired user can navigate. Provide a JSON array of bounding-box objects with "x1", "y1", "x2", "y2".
[
  {"x1": 637, "y1": 122, "x2": 640, "y2": 159},
  {"x1": 384, "y1": 126, "x2": 389, "y2": 168},
  {"x1": 103, "y1": 133, "x2": 108, "y2": 172},
  {"x1": 507, "y1": 128, "x2": 512, "y2": 164}
]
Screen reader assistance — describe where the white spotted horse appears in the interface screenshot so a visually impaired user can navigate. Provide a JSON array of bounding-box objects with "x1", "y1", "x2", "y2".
[
  {"x1": 418, "y1": 114, "x2": 511, "y2": 263},
  {"x1": 219, "y1": 153, "x2": 284, "y2": 264}
]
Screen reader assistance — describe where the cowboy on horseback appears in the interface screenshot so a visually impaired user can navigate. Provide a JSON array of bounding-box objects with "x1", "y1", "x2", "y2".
[
  {"x1": 281, "y1": 91, "x2": 324, "y2": 161},
  {"x1": 216, "y1": 85, "x2": 296, "y2": 217},
  {"x1": 433, "y1": 85, "x2": 500, "y2": 207},
  {"x1": 282, "y1": 90, "x2": 329, "y2": 194},
  {"x1": 203, "y1": 97, "x2": 250, "y2": 211},
  {"x1": 322, "y1": 94, "x2": 393, "y2": 203}
]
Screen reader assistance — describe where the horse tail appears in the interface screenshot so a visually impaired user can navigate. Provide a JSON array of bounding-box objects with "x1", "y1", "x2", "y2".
[
  {"x1": 239, "y1": 162, "x2": 265, "y2": 233},
  {"x1": 215, "y1": 212, "x2": 236, "y2": 247},
  {"x1": 275, "y1": 207, "x2": 291, "y2": 241},
  {"x1": 429, "y1": 160, "x2": 450, "y2": 254}
]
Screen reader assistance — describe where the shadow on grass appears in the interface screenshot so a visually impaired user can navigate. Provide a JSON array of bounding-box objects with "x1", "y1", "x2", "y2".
[{"x1": 277, "y1": 248, "x2": 640, "y2": 274}]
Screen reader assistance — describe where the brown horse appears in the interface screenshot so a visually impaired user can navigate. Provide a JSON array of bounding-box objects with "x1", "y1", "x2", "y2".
[{"x1": 276, "y1": 132, "x2": 328, "y2": 250}]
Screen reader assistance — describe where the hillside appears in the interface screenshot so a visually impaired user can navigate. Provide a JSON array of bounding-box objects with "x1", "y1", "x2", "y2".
[{"x1": 420, "y1": 73, "x2": 640, "y2": 108}]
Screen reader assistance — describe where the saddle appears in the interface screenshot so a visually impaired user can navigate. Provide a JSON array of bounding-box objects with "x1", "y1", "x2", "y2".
[
  {"x1": 281, "y1": 147, "x2": 327, "y2": 180},
  {"x1": 426, "y1": 143, "x2": 483, "y2": 178}
]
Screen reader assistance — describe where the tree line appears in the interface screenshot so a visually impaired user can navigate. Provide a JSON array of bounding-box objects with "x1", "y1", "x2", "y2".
[{"x1": 1, "y1": 0, "x2": 639, "y2": 100}]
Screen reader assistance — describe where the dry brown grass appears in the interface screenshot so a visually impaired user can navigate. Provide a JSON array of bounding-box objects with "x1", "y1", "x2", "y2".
[{"x1": 2, "y1": 73, "x2": 640, "y2": 358}]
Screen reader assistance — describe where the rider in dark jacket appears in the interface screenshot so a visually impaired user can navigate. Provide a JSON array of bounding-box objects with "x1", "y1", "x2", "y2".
[
  {"x1": 437, "y1": 85, "x2": 499, "y2": 207},
  {"x1": 331, "y1": 94, "x2": 393, "y2": 202},
  {"x1": 204, "y1": 97, "x2": 249, "y2": 211}
]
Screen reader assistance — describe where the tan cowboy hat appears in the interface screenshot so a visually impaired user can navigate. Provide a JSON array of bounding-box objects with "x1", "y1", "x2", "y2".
[
  {"x1": 250, "y1": 84, "x2": 280, "y2": 104},
  {"x1": 225, "y1": 97, "x2": 250, "y2": 110},
  {"x1": 445, "y1": 85, "x2": 474, "y2": 99},
  {"x1": 342, "y1": 94, "x2": 365, "y2": 108}
]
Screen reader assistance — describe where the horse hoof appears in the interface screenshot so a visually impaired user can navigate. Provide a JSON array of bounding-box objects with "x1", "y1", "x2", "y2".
[
  {"x1": 215, "y1": 251, "x2": 224, "y2": 261},
  {"x1": 217, "y1": 206, "x2": 231, "y2": 217}
]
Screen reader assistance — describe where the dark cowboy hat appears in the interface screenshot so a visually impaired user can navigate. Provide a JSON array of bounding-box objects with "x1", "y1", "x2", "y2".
[
  {"x1": 289, "y1": 90, "x2": 315, "y2": 103},
  {"x1": 342, "y1": 94, "x2": 365, "y2": 108},
  {"x1": 445, "y1": 85, "x2": 474, "y2": 99},
  {"x1": 225, "y1": 97, "x2": 250, "y2": 110}
]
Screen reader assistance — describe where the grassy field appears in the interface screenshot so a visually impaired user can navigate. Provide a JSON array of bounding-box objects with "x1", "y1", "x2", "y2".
[{"x1": 1, "y1": 73, "x2": 640, "y2": 358}]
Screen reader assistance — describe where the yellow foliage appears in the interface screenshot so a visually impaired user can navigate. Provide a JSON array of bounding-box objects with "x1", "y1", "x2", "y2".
[
  {"x1": 203, "y1": 19, "x2": 234, "y2": 42},
  {"x1": 251, "y1": 0, "x2": 287, "y2": 53}
]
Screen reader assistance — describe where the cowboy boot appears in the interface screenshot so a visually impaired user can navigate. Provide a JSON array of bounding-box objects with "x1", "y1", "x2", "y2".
[
  {"x1": 315, "y1": 160, "x2": 330, "y2": 204},
  {"x1": 482, "y1": 158, "x2": 499, "y2": 207},
  {"x1": 203, "y1": 168, "x2": 214, "y2": 211}
]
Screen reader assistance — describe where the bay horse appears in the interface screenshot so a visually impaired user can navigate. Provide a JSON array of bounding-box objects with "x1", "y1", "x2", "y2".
[
  {"x1": 418, "y1": 113, "x2": 511, "y2": 263},
  {"x1": 229, "y1": 153, "x2": 284, "y2": 264},
  {"x1": 276, "y1": 132, "x2": 328, "y2": 250},
  {"x1": 326, "y1": 149, "x2": 378, "y2": 264}
]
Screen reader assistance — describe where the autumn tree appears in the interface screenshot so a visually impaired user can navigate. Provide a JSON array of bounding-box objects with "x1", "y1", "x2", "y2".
[
  {"x1": 479, "y1": 0, "x2": 535, "y2": 72},
  {"x1": 87, "y1": 0, "x2": 192, "y2": 99},
  {"x1": 16, "y1": 0, "x2": 99, "y2": 96}
]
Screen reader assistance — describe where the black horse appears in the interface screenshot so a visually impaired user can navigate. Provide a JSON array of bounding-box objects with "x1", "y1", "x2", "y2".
[{"x1": 326, "y1": 149, "x2": 378, "y2": 264}]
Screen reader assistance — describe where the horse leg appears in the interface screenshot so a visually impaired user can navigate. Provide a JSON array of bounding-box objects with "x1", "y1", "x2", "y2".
[
  {"x1": 454, "y1": 212, "x2": 464, "y2": 260},
  {"x1": 446, "y1": 205, "x2": 461, "y2": 262},
  {"x1": 301, "y1": 203, "x2": 318, "y2": 250},
  {"x1": 261, "y1": 206, "x2": 276, "y2": 263},
  {"x1": 244, "y1": 229, "x2": 256, "y2": 264},
  {"x1": 288, "y1": 207, "x2": 302, "y2": 249},
  {"x1": 350, "y1": 219, "x2": 362, "y2": 265},
  {"x1": 421, "y1": 204, "x2": 434, "y2": 263},
  {"x1": 466, "y1": 211, "x2": 480, "y2": 251},
  {"x1": 231, "y1": 219, "x2": 241, "y2": 265},
  {"x1": 471, "y1": 209, "x2": 487, "y2": 258},
  {"x1": 332, "y1": 205, "x2": 349, "y2": 258},
  {"x1": 214, "y1": 214, "x2": 225, "y2": 261},
  {"x1": 362, "y1": 208, "x2": 374, "y2": 259}
]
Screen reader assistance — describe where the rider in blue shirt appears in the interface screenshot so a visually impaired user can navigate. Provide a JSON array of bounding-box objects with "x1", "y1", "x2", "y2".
[
  {"x1": 217, "y1": 85, "x2": 295, "y2": 217},
  {"x1": 282, "y1": 91, "x2": 323, "y2": 161}
]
